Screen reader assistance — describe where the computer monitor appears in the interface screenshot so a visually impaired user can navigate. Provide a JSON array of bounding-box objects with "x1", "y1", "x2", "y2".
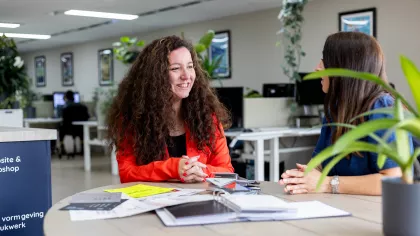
[
  {"x1": 53, "y1": 92, "x2": 80, "y2": 118},
  {"x1": 214, "y1": 87, "x2": 244, "y2": 129},
  {"x1": 263, "y1": 83, "x2": 295, "y2": 97},
  {"x1": 295, "y1": 73, "x2": 325, "y2": 105}
]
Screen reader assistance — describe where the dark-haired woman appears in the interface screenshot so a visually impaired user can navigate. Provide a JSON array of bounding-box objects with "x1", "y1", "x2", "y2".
[
  {"x1": 107, "y1": 35, "x2": 234, "y2": 183},
  {"x1": 279, "y1": 32, "x2": 413, "y2": 195}
]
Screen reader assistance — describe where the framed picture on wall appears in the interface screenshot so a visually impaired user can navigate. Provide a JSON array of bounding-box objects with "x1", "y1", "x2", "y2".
[
  {"x1": 60, "y1": 52, "x2": 74, "y2": 86},
  {"x1": 98, "y1": 48, "x2": 113, "y2": 86},
  {"x1": 339, "y1": 8, "x2": 377, "y2": 37},
  {"x1": 34, "y1": 56, "x2": 46, "y2": 87},
  {"x1": 209, "y1": 30, "x2": 231, "y2": 79}
]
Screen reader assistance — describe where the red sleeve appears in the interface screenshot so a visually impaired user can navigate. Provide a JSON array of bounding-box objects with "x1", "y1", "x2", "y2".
[
  {"x1": 202, "y1": 121, "x2": 235, "y2": 177},
  {"x1": 116, "y1": 138, "x2": 180, "y2": 183}
]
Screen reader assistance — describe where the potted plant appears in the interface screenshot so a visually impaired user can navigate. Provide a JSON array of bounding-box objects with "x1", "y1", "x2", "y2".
[
  {"x1": 112, "y1": 36, "x2": 145, "y2": 65},
  {"x1": 303, "y1": 55, "x2": 420, "y2": 236}
]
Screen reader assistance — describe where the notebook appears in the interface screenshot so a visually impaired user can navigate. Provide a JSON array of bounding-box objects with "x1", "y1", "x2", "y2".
[
  {"x1": 156, "y1": 200, "x2": 352, "y2": 227},
  {"x1": 219, "y1": 194, "x2": 294, "y2": 213}
]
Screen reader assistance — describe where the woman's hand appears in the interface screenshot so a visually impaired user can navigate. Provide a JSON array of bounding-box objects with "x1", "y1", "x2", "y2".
[
  {"x1": 178, "y1": 156, "x2": 207, "y2": 183},
  {"x1": 278, "y1": 163, "x2": 331, "y2": 194}
]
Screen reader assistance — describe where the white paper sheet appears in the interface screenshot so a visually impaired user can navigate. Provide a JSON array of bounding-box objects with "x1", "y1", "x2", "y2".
[{"x1": 69, "y1": 189, "x2": 210, "y2": 221}]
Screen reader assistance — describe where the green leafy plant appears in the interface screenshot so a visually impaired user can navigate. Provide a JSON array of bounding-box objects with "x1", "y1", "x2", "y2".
[
  {"x1": 303, "y1": 55, "x2": 420, "y2": 187},
  {"x1": 0, "y1": 34, "x2": 32, "y2": 109},
  {"x1": 112, "y1": 36, "x2": 145, "y2": 65},
  {"x1": 277, "y1": 0, "x2": 308, "y2": 82}
]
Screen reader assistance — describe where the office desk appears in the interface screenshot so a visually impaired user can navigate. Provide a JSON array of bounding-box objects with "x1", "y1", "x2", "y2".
[
  {"x1": 43, "y1": 181, "x2": 382, "y2": 236},
  {"x1": 72, "y1": 121, "x2": 118, "y2": 176},
  {"x1": 225, "y1": 128, "x2": 321, "y2": 182},
  {"x1": 23, "y1": 117, "x2": 62, "y2": 127}
]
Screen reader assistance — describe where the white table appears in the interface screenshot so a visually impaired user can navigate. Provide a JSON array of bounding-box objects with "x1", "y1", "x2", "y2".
[
  {"x1": 72, "y1": 121, "x2": 118, "y2": 176},
  {"x1": 23, "y1": 117, "x2": 62, "y2": 127},
  {"x1": 44, "y1": 181, "x2": 383, "y2": 236},
  {"x1": 225, "y1": 127, "x2": 321, "y2": 182}
]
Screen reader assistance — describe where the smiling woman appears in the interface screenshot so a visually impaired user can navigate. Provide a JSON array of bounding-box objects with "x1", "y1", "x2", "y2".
[{"x1": 106, "y1": 35, "x2": 234, "y2": 184}]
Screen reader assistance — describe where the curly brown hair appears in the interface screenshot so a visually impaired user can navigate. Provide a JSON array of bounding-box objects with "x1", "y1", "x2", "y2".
[{"x1": 106, "y1": 35, "x2": 231, "y2": 165}]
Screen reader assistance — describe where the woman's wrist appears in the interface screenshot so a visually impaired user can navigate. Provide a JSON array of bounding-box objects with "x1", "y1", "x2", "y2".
[{"x1": 322, "y1": 176, "x2": 333, "y2": 193}]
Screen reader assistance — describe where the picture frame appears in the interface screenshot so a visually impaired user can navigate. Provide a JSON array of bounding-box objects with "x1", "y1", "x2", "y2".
[
  {"x1": 34, "y1": 56, "x2": 46, "y2": 87},
  {"x1": 209, "y1": 30, "x2": 231, "y2": 79},
  {"x1": 339, "y1": 8, "x2": 377, "y2": 37},
  {"x1": 98, "y1": 48, "x2": 114, "y2": 86},
  {"x1": 60, "y1": 52, "x2": 74, "y2": 86}
]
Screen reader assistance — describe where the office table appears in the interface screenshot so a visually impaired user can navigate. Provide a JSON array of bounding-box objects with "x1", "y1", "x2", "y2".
[
  {"x1": 225, "y1": 128, "x2": 321, "y2": 182},
  {"x1": 23, "y1": 117, "x2": 62, "y2": 128},
  {"x1": 72, "y1": 121, "x2": 118, "y2": 175},
  {"x1": 43, "y1": 181, "x2": 383, "y2": 236}
]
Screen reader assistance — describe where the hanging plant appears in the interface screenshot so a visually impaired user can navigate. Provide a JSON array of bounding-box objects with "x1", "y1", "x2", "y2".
[{"x1": 277, "y1": 0, "x2": 308, "y2": 82}]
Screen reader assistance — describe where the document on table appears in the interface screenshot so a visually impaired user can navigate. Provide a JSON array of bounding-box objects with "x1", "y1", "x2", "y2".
[
  {"x1": 156, "y1": 200, "x2": 352, "y2": 227},
  {"x1": 69, "y1": 189, "x2": 210, "y2": 221}
]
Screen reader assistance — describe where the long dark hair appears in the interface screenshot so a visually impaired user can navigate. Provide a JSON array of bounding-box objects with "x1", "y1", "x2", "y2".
[
  {"x1": 322, "y1": 32, "x2": 389, "y2": 144},
  {"x1": 106, "y1": 35, "x2": 231, "y2": 165}
]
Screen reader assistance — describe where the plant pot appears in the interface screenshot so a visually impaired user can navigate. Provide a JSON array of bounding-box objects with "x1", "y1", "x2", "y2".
[{"x1": 382, "y1": 177, "x2": 420, "y2": 236}]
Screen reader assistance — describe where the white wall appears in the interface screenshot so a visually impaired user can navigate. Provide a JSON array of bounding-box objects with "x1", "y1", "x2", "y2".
[{"x1": 21, "y1": 0, "x2": 420, "y2": 105}]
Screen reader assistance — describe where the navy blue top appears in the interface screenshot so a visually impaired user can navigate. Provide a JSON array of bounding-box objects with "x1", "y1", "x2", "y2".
[{"x1": 313, "y1": 94, "x2": 413, "y2": 176}]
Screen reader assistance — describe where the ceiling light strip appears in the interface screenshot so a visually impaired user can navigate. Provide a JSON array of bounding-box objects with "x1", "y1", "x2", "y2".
[
  {"x1": 0, "y1": 33, "x2": 51, "y2": 39},
  {"x1": 64, "y1": 10, "x2": 138, "y2": 20},
  {"x1": 0, "y1": 23, "x2": 20, "y2": 28}
]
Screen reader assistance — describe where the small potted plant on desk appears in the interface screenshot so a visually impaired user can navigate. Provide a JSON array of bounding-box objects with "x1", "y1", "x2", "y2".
[{"x1": 303, "y1": 55, "x2": 420, "y2": 236}]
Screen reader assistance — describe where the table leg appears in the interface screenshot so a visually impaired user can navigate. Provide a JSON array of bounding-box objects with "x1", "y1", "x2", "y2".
[
  {"x1": 24, "y1": 121, "x2": 29, "y2": 128},
  {"x1": 83, "y1": 125, "x2": 91, "y2": 172},
  {"x1": 254, "y1": 139, "x2": 265, "y2": 181},
  {"x1": 270, "y1": 137, "x2": 280, "y2": 182}
]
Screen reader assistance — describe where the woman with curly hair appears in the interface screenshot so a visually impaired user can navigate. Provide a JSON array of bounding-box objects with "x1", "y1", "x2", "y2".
[{"x1": 106, "y1": 35, "x2": 234, "y2": 183}]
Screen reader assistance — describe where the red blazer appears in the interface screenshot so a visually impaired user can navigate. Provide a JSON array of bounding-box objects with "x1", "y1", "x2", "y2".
[{"x1": 116, "y1": 120, "x2": 234, "y2": 183}]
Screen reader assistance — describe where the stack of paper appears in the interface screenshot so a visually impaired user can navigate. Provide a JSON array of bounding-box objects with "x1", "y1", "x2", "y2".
[
  {"x1": 156, "y1": 200, "x2": 351, "y2": 226},
  {"x1": 68, "y1": 188, "x2": 210, "y2": 221}
]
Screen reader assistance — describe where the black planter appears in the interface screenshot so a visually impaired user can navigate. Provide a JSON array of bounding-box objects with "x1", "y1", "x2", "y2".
[{"x1": 382, "y1": 177, "x2": 420, "y2": 236}]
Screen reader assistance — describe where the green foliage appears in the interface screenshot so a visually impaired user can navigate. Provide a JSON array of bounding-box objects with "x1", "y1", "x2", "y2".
[
  {"x1": 303, "y1": 55, "x2": 420, "y2": 186},
  {"x1": 277, "y1": 0, "x2": 308, "y2": 82},
  {"x1": 112, "y1": 36, "x2": 145, "y2": 65},
  {"x1": 192, "y1": 30, "x2": 225, "y2": 85},
  {"x1": 0, "y1": 34, "x2": 33, "y2": 109}
]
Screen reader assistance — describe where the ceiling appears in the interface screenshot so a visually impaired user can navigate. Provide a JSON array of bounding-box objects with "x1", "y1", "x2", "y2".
[{"x1": 0, "y1": 0, "x2": 282, "y2": 53}]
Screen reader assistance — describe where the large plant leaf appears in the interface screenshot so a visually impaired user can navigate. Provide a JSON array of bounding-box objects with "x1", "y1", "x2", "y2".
[
  {"x1": 398, "y1": 118, "x2": 420, "y2": 139},
  {"x1": 400, "y1": 55, "x2": 420, "y2": 114},
  {"x1": 395, "y1": 99, "x2": 411, "y2": 164},
  {"x1": 199, "y1": 30, "x2": 215, "y2": 49},
  {"x1": 120, "y1": 36, "x2": 130, "y2": 43},
  {"x1": 136, "y1": 40, "x2": 145, "y2": 47},
  {"x1": 407, "y1": 147, "x2": 420, "y2": 170},
  {"x1": 303, "y1": 69, "x2": 418, "y2": 117},
  {"x1": 350, "y1": 107, "x2": 414, "y2": 122},
  {"x1": 377, "y1": 153, "x2": 387, "y2": 169},
  {"x1": 315, "y1": 152, "x2": 348, "y2": 191},
  {"x1": 320, "y1": 122, "x2": 392, "y2": 150},
  {"x1": 332, "y1": 119, "x2": 400, "y2": 154},
  {"x1": 306, "y1": 141, "x2": 402, "y2": 175},
  {"x1": 194, "y1": 43, "x2": 206, "y2": 54}
]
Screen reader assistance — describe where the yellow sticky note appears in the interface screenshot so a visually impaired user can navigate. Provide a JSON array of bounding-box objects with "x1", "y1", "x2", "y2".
[{"x1": 104, "y1": 184, "x2": 174, "y2": 198}]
